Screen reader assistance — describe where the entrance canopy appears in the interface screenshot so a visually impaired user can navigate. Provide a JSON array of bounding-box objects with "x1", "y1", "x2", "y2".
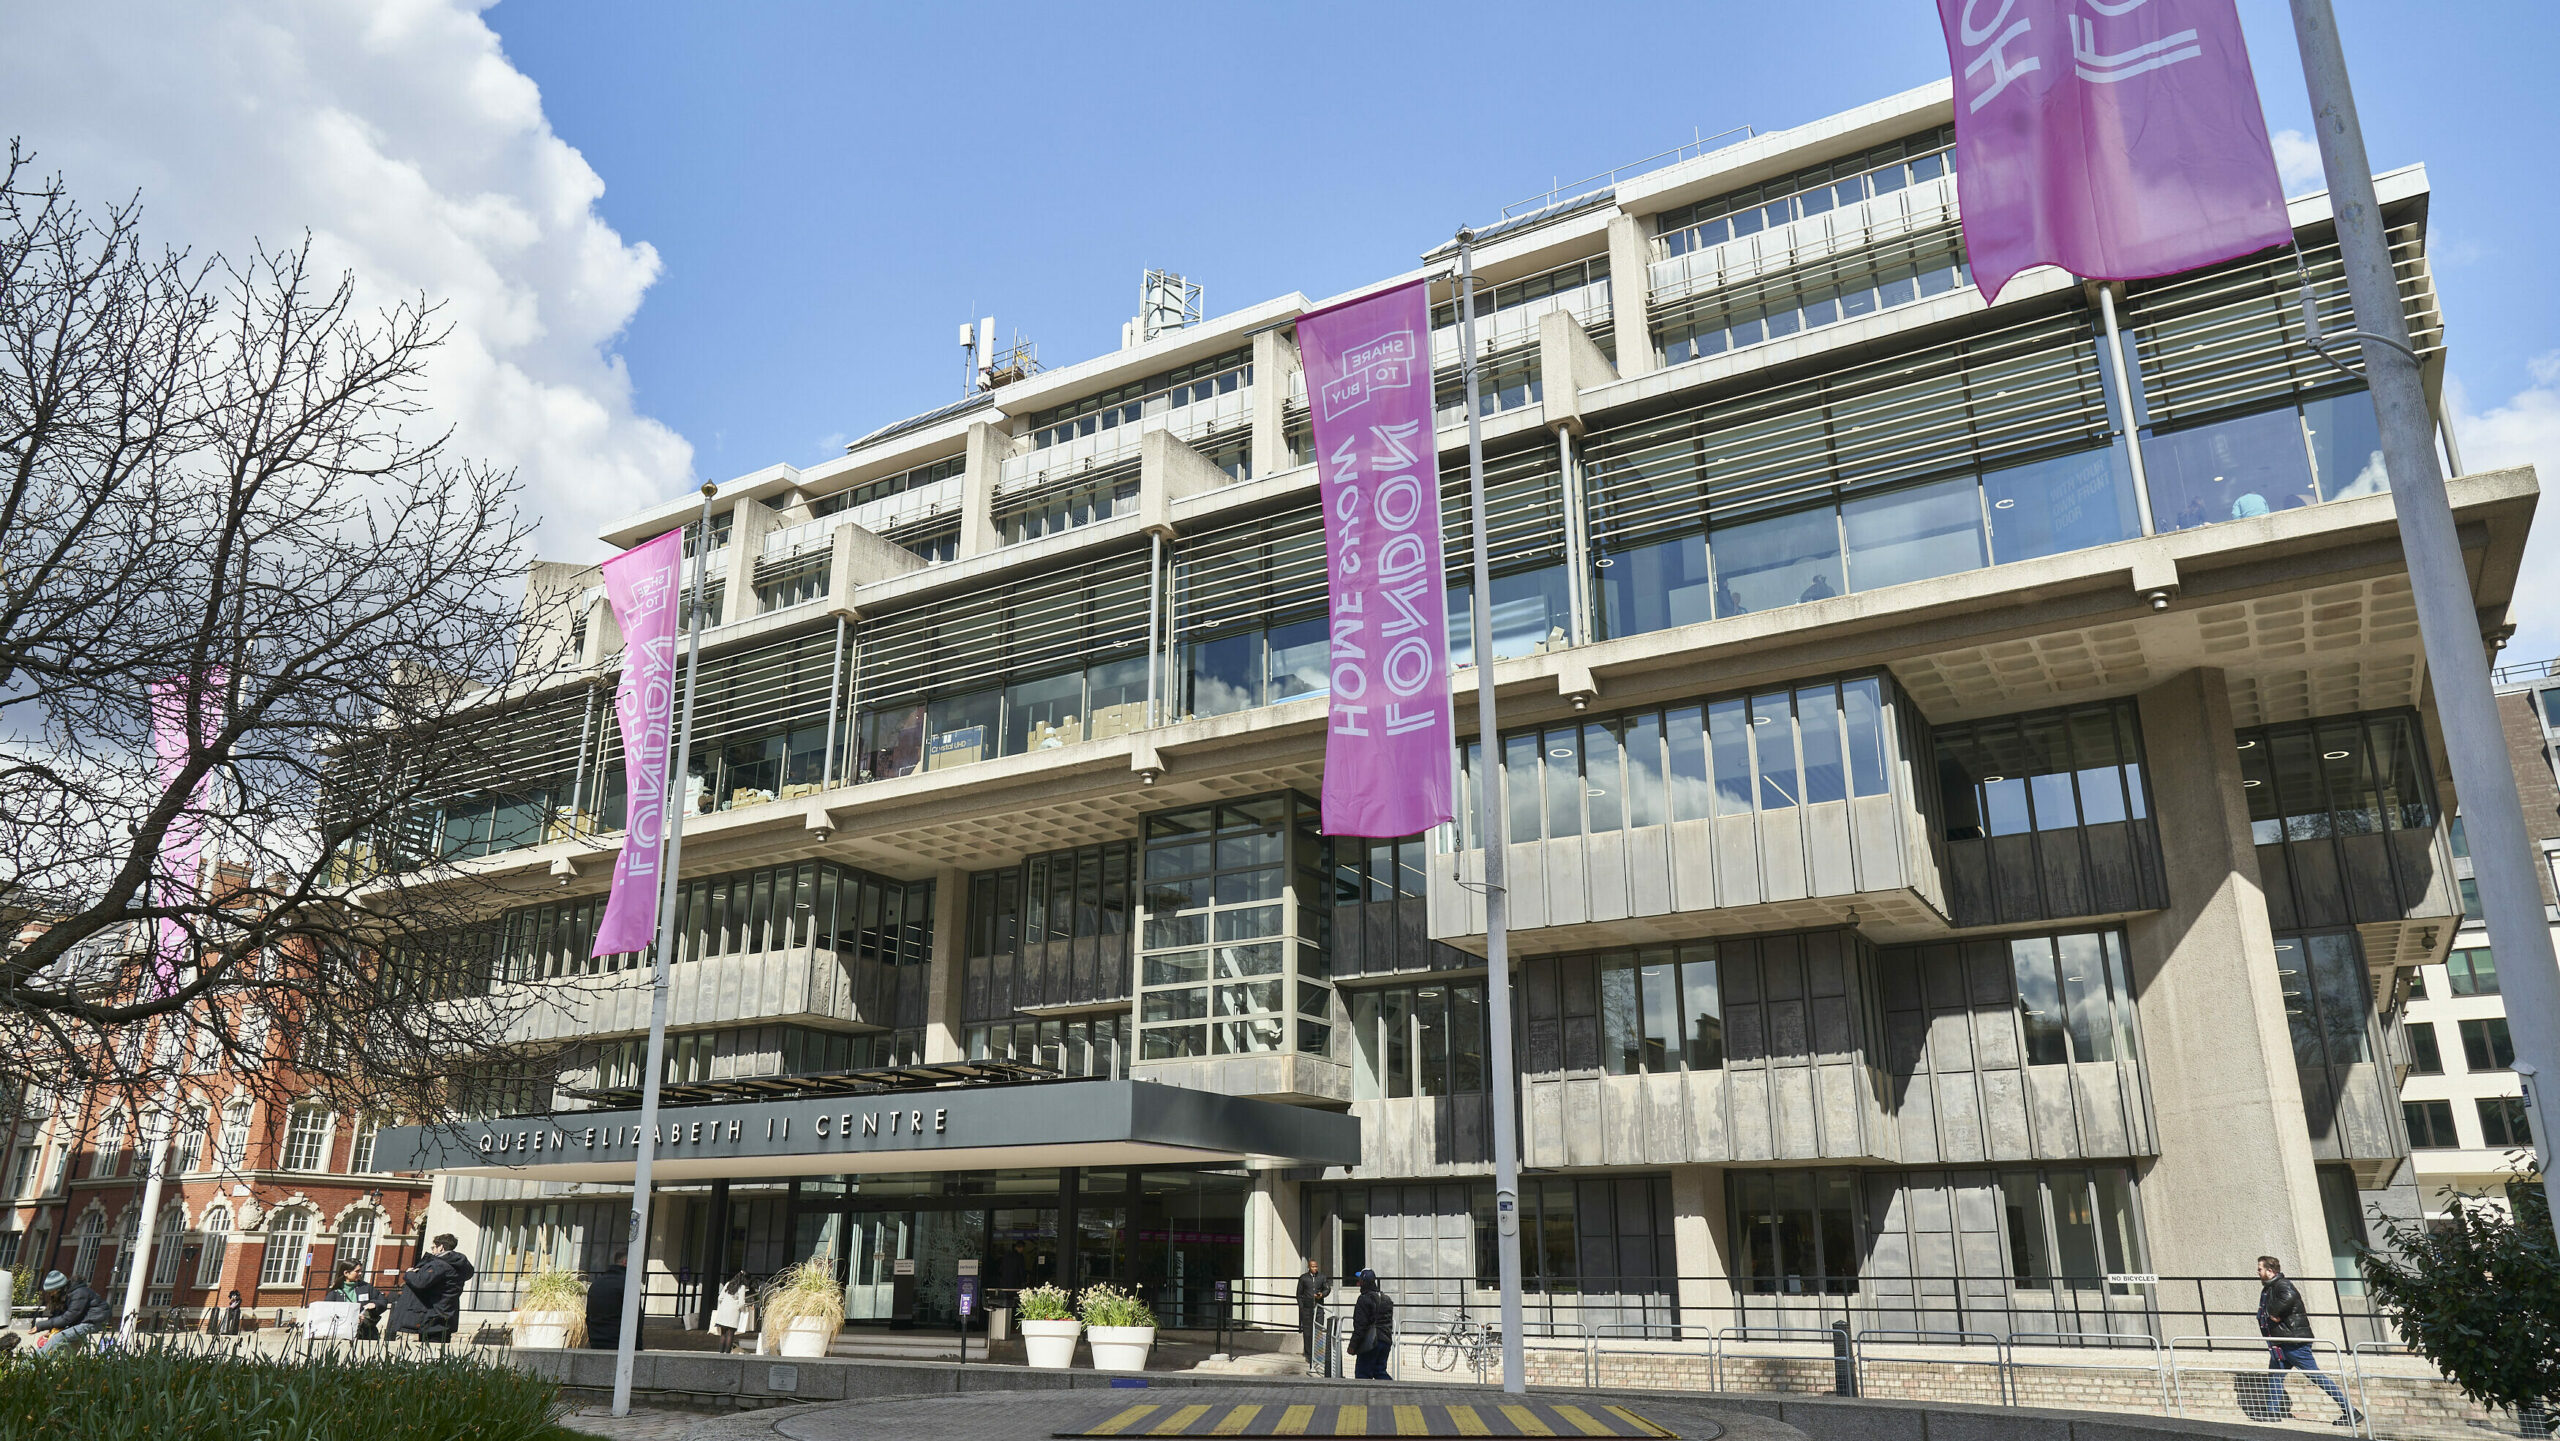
[{"x1": 373, "y1": 1076, "x2": 1359, "y2": 1184}]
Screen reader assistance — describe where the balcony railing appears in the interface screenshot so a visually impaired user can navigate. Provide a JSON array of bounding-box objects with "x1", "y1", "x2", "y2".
[
  {"x1": 762, "y1": 476, "x2": 966, "y2": 561},
  {"x1": 1648, "y1": 173, "x2": 1960, "y2": 313},
  {"x1": 999, "y1": 376, "x2": 1253, "y2": 494}
]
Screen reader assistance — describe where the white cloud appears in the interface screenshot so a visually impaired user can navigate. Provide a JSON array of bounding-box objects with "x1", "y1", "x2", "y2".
[
  {"x1": 2271, "y1": 128, "x2": 2327, "y2": 195},
  {"x1": 2452, "y1": 354, "x2": 2560, "y2": 662},
  {"x1": 0, "y1": 0, "x2": 691, "y2": 562}
]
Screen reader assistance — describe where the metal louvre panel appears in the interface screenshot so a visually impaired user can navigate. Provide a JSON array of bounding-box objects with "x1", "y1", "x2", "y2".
[
  {"x1": 858, "y1": 545, "x2": 1152, "y2": 701},
  {"x1": 1175, "y1": 498, "x2": 1327, "y2": 636},
  {"x1": 412, "y1": 687, "x2": 594, "y2": 805},
  {"x1": 1581, "y1": 308, "x2": 2105, "y2": 553},
  {"x1": 991, "y1": 453, "x2": 1141, "y2": 518},
  {"x1": 2127, "y1": 223, "x2": 2442, "y2": 425},
  {"x1": 1442, "y1": 440, "x2": 1564, "y2": 575},
  {"x1": 597, "y1": 624, "x2": 841, "y2": 776},
  {"x1": 1648, "y1": 217, "x2": 1965, "y2": 333}
]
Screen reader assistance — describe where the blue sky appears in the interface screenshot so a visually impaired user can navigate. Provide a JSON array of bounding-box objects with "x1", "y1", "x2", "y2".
[{"x1": 484, "y1": 0, "x2": 2560, "y2": 484}]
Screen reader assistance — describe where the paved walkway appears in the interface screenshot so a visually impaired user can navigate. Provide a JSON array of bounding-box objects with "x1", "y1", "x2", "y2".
[{"x1": 652, "y1": 1386, "x2": 1792, "y2": 1441}]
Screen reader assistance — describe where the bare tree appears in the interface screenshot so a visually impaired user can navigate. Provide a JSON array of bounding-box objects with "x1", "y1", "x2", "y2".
[{"x1": 0, "y1": 143, "x2": 586, "y2": 1125}]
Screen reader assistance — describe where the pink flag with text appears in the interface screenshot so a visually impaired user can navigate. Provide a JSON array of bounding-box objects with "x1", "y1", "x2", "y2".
[
  {"x1": 148, "y1": 672, "x2": 222, "y2": 997},
  {"x1": 1939, "y1": 0, "x2": 2292, "y2": 302},
  {"x1": 591, "y1": 527, "x2": 687, "y2": 957},
  {"x1": 1299, "y1": 280, "x2": 1455, "y2": 838}
]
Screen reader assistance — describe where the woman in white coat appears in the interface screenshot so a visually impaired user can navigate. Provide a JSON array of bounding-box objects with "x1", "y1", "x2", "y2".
[{"x1": 711, "y1": 1270, "x2": 756, "y2": 1354}]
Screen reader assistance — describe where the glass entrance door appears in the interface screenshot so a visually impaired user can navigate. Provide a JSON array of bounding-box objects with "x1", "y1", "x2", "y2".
[{"x1": 845, "y1": 1212, "x2": 910, "y2": 1322}]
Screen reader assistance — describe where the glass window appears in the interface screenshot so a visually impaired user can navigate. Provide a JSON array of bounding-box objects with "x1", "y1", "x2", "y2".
[
  {"x1": 1981, "y1": 447, "x2": 2141, "y2": 563},
  {"x1": 2477, "y1": 1097, "x2": 2532, "y2": 1148},
  {"x1": 1798, "y1": 685, "x2": 1848, "y2": 805},
  {"x1": 1843, "y1": 678, "x2": 1889, "y2": 797},
  {"x1": 1544, "y1": 727, "x2": 1585, "y2": 840},
  {"x1": 1266, "y1": 616, "x2": 1329, "y2": 703},
  {"x1": 1752, "y1": 693, "x2": 1799, "y2": 810},
  {"x1": 2054, "y1": 933, "x2": 2117, "y2": 1063},
  {"x1": 2403, "y1": 1098, "x2": 2458, "y2": 1148},
  {"x1": 1625, "y1": 714, "x2": 1668, "y2": 828},
  {"x1": 2303, "y1": 390, "x2": 2388, "y2": 500},
  {"x1": 2146, "y1": 407, "x2": 2318, "y2": 533},
  {"x1": 1709, "y1": 699, "x2": 1753, "y2": 817},
  {"x1": 2013, "y1": 938, "x2": 2070, "y2": 1065},
  {"x1": 2447, "y1": 947, "x2": 2498, "y2": 995},
  {"x1": 2460, "y1": 1017, "x2": 2515, "y2": 1072},
  {"x1": 1681, "y1": 949, "x2": 1724, "y2": 1069},
  {"x1": 924, "y1": 688, "x2": 999, "y2": 771},
  {"x1": 1002, "y1": 670, "x2": 1085, "y2": 755},
  {"x1": 1842, "y1": 476, "x2": 1987, "y2": 592},
  {"x1": 260, "y1": 1208, "x2": 313, "y2": 1287},
  {"x1": 1185, "y1": 632, "x2": 1261, "y2": 718},
  {"x1": 1600, "y1": 531, "x2": 1714, "y2": 640},
  {"x1": 1600, "y1": 959, "x2": 1640, "y2": 1076},
  {"x1": 1713, "y1": 507, "x2": 1842, "y2": 615}
]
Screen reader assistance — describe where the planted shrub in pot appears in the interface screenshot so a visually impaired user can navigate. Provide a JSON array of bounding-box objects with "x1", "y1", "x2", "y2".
[
  {"x1": 512, "y1": 1264, "x2": 587, "y2": 1350},
  {"x1": 760, "y1": 1258, "x2": 846, "y2": 1358},
  {"x1": 1078, "y1": 1283, "x2": 1157, "y2": 1371},
  {"x1": 1016, "y1": 1282, "x2": 1082, "y2": 1369}
]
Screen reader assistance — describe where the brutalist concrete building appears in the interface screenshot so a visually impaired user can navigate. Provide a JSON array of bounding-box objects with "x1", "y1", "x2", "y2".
[{"x1": 380, "y1": 79, "x2": 2523, "y2": 1341}]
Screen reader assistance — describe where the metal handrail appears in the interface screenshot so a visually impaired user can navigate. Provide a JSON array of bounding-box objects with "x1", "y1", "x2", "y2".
[
  {"x1": 1854, "y1": 1328, "x2": 2016, "y2": 1407},
  {"x1": 2005, "y1": 1329, "x2": 2170, "y2": 1414}
]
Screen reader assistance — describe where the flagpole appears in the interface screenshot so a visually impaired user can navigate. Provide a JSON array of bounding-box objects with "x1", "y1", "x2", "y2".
[
  {"x1": 611, "y1": 480, "x2": 718, "y2": 1417},
  {"x1": 1454, "y1": 229, "x2": 1528, "y2": 1394},
  {"x1": 2289, "y1": 0, "x2": 2560, "y2": 1246}
]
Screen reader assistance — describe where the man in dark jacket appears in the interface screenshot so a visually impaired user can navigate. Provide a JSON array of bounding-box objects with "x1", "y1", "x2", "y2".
[
  {"x1": 32, "y1": 1270, "x2": 111, "y2": 1353},
  {"x1": 1349, "y1": 1270, "x2": 1393, "y2": 1380},
  {"x1": 586, "y1": 1248, "x2": 629, "y2": 1351},
  {"x1": 1294, "y1": 1259, "x2": 1329, "y2": 1362},
  {"x1": 2256, "y1": 1255, "x2": 2359, "y2": 1425},
  {"x1": 392, "y1": 1234, "x2": 475, "y2": 1344}
]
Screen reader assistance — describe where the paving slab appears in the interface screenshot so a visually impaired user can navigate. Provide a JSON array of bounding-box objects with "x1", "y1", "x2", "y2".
[{"x1": 745, "y1": 1385, "x2": 1789, "y2": 1441}]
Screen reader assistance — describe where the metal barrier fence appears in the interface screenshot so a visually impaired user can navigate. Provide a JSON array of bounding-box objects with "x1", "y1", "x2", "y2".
[{"x1": 1854, "y1": 1328, "x2": 2016, "y2": 1407}]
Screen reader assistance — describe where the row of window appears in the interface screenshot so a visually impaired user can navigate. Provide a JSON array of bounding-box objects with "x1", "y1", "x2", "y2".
[
  {"x1": 1025, "y1": 352, "x2": 1251, "y2": 449},
  {"x1": 2405, "y1": 1014, "x2": 2516, "y2": 1075},
  {"x1": 1935, "y1": 701, "x2": 2152, "y2": 841},
  {"x1": 963, "y1": 1014, "x2": 1131, "y2": 1078},
  {"x1": 62, "y1": 1201, "x2": 383, "y2": 1294},
  {"x1": 1453, "y1": 677, "x2": 1893, "y2": 851},
  {"x1": 2238, "y1": 711, "x2": 2435, "y2": 842},
  {"x1": 858, "y1": 653, "x2": 1150, "y2": 781},
  {"x1": 1657, "y1": 126, "x2": 1956, "y2": 257},
  {"x1": 1660, "y1": 244, "x2": 1968, "y2": 367},
  {"x1": 2404, "y1": 1096, "x2": 2533, "y2": 1150},
  {"x1": 1136, "y1": 799, "x2": 1330, "y2": 1063},
  {"x1": 810, "y1": 454, "x2": 964, "y2": 519},
  {"x1": 79, "y1": 1102, "x2": 385, "y2": 1181},
  {"x1": 1349, "y1": 981, "x2": 1490, "y2": 1100},
  {"x1": 1730, "y1": 1164, "x2": 2142, "y2": 1296}
]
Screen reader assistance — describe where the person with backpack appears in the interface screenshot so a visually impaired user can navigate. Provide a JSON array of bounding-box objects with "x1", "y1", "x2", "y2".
[
  {"x1": 2257, "y1": 1255, "x2": 2362, "y2": 1427},
  {"x1": 1348, "y1": 1269, "x2": 1394, "y2": 1380}
]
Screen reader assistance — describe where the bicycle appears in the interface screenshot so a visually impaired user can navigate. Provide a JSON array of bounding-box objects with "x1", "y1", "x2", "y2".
[{"x1": 1419, "y1": 1317, "x2": 1502, "y2": 1375}]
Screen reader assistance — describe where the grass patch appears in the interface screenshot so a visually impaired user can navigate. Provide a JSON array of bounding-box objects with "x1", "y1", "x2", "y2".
[{"x1": 0, "y1": 1339, "x2": 575, "y2": 1440}]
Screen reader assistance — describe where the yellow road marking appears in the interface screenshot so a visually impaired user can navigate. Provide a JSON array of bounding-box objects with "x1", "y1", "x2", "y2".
[
  {"x1": 1337, "y1": 1406, "x2": 1368, "y2": 1436},
  {"x1": 1602, "y1": 1407, "x2": 1673, "y2": 1439},
  {"x1": 1274, "y1": 1405, "x2": 1317, "y2": 1436},
  {"x1": 1502, "y1": 1405, "x2": 1557, "y2": 1437},
  {"x1": 1550, "y1": 1406, "x2": 1616, "y2": 1437},
  {"x1": 1446, "y1": 1405, "x2": 1491, "y2": 1436},
  {"x1": 1089, "y1": 1406, "x2": 1160, "y2": 1435},
  {"x1": 1151, "y1": 1405, "x2": 1214, "y2": 1435},
  {"x1": 1395, "y1": 1404, "x2": 1428, "y2": 1435},
  {"x1": 1212, "y1": 1406, "x2": 1264, "y2": 1436}
]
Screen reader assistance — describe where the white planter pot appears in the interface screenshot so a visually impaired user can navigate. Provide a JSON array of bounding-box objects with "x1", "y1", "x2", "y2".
[
  {"x1": 1087, "y1": 1324, "x2": 1155, "y2": 1372},
  {"x1": 514, "y1": 1313, "x2": 574, "y2": 1350},
  {"x1": 1021, "y1": 1317, "x2": 1083, "y2": 1369},
  {"x1": 777, "y1": 1318, "x2": 835, "y2": 1358}
]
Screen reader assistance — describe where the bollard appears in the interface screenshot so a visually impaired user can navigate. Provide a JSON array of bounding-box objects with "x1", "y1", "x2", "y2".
[{"x1": 1832, "y1": 1320, "x2": 1857, "y2": 1397}]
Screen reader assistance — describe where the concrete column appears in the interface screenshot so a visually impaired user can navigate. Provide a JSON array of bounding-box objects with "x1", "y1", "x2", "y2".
[
  {"x1": 2124, "y1": 668, "x2": 2336, "y2": 1285},
  {"x1": 923, "y1": 866, "x2": 970, "y2": 1062},
  {"x1": 1251, "y1": 327, "x2": 1302, "y2": 479},
  {"x1": 1243, "y1": 1169, "x2": 1300, "y2": 1330},
  {"x1": 1136, "y1": 428, "x2": 1230, "y2": 537},
  {"x1": 1605, "y1": 214, "x2": 1658, "y2": 380},
  {"x1": 957, "y1": 421, "x2": 1008, "y2": 560},
  {"x1": 722, "y1": 501, "x2": 772, "y2": 624},
  {"x1": 1668, "y1": 1164, "x2": 1732, "y2": 1335}
]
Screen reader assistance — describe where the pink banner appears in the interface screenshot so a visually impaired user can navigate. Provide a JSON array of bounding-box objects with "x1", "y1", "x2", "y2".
[
  {"x1": 1939, "y1": 0, "x2": 2291, "y2": 302},
  {"x1": 1299, "y1": 280, "x2": 1455, "y2": 838},
  {"x1": 591, "y1": 527, "x2": 686, "y2": 957},
  {"x1": 147, "y1": 672, "x2": 222, "y2": 997}
]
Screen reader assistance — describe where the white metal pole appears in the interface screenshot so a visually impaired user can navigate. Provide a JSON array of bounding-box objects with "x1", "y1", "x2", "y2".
[
  {"x1": 1456, "y1": 231, "x2": 1529, "y2": 1393},
  {"x1": 611, "y1": 481, "x2": 718, "y2": 1416},
  {"x1": 2289, "y1": 0, "x2": 2560, "y2": 1243},
  {"x1": 116, "y1": 1090, "x2": 173, "y2": 1338},
  {"x1": 2096, "y1": 286, "x2": 2156, "y2": 536}
]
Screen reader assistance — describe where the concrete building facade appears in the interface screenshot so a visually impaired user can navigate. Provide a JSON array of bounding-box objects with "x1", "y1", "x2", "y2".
[{"x1": 380, "y1": 81, "x2": 2527, "y2": 1341}]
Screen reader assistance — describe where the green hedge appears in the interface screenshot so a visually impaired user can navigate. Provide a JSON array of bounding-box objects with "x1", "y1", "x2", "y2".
[{"x1": 0, "y1": 1341, "x2": 585, "y2": 1441}]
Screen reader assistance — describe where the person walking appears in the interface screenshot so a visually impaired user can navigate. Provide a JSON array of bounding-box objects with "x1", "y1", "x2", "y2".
[
  {"x1": 325, "y1": 1260, "x2": 386, "y2": 1340},
  {"x1": 390, "y1": 1233, "x2": 475, "y2": 1344},
  {"x1": 30, "y1": 1271, "x2": 111, "y2": 1354},
  {"x1": 205, "y1": 1289, "x2": 243, "y2": 1338},
  {"x1": 586, "y1": 1247, "x2": 630, "y2": 1351},
  {"x1": 710, "y1": 1270, "x2": 755, "y2": 1354},
  {"x1": 1349, "y1": 1269, "x2": 1394, "y2": 1380},
  {"x1": 2257, "y1": 1255, "x2": 2362, "y2": 1427},
  {"x1": 1294, "y1": 1258, "x2": 1329, "y2": 1363}
]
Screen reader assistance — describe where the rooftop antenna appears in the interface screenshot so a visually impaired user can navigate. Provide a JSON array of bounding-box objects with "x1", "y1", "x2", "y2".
[
  {"x1": 1135, "y1": 269, "x2": 1204, "y2": 345},
  {"x1": 957, "y1": 320, "x2": 977, "y2": 400}
]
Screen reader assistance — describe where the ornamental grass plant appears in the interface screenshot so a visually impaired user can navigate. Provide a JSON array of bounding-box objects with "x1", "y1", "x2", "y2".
[
  {"x1": 1014, "y1": 1282, "x2": 1075, "y2": 1322},
  {"x1": 1075, "y1": 1282, "x2": 1156, "y2": 1329},
  {"x1": 518, "y1": 1263, "x2": 590, "y2": 1347},
  {"x1": 0, "y1": 1338, "x2": 578, "y2": 1440},
  {"x1": 757, "y1": 1256, "x2": 847, "y2": 1348}
]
